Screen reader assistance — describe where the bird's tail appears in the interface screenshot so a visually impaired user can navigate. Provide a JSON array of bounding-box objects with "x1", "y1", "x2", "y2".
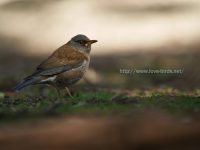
[{"x1": 14, "y1": 76, "x2": 38, "y2": 92}]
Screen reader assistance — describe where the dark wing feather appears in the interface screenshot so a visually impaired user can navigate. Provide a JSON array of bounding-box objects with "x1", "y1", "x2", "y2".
[
  {"x1": 32, "y1": 44, "x2": 88, "y2": 77},
  {"x1": 34, "y1": 60, "x2": 84, "y2": 76}
]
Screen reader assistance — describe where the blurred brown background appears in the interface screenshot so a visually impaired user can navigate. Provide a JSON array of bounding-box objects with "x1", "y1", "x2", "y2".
[
  {"x1": 0, "y1": 1, "x2": 200, "y2": 150},
  {"x1": 0, "y1": 0, "x2": 200, "y2": 90}
]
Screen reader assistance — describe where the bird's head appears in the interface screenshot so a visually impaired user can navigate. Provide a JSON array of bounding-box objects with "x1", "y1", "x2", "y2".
[{"x1": 68, "y1": 34, "x2": 97, "y2": 53}]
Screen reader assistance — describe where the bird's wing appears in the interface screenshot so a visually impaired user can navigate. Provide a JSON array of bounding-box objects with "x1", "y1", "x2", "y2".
[
  {"x1": 35, "y1": 60, "x2": 84, "y2": 76},
  {"x1": 33, "y1": 44, "x2": 88, "y2": 76}
]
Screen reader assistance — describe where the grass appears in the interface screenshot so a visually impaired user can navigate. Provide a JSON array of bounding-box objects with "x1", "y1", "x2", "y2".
[{"x1": 0, "y1": 89, "x2": 199, "y2": 123}]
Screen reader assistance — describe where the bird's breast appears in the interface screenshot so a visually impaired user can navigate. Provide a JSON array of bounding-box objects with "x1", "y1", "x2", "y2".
[{"x1": 55, "y1": 60, "x2": 89, "y2": 86}]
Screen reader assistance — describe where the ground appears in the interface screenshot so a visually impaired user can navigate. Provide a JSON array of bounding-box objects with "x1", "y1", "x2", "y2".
[
  {"x1": 0, "y1": 88, "x2": 199, "y2": 150},
  {"x1": 0, "y1": 89, "x2": 200, "y2": 121}
]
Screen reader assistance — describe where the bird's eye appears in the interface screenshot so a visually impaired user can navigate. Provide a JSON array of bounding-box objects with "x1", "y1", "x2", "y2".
[
  {"x1": 77, "y1": 40, "x2": 88, "y2": 47},
  {"x1": 78, "y1": 40, "x2": 85, "y2": 45}
]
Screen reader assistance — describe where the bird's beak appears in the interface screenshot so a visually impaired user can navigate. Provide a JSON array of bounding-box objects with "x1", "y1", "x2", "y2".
[{"x1": 88, "y1": 40, "x2": 98, "y2": 44}]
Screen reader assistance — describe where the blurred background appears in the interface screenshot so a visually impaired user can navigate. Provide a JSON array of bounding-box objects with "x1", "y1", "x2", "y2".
[
  {"x1": 0, "y1": 1, "x2": 200, "y2": 150},
  {"x1": 0, "y1": 0, "x2": 200, "y2": 91}
]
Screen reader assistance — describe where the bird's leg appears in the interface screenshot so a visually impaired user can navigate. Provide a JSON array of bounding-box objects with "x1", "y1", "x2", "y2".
[
  {"x1": 54, "y1": 86, "x2": 66, "y2": 102},
  {"x1": 65, "y1": 87, "x2": 73, "y2": 98},
  {"x1": 53, "y1": 84, "x2": 73, "y2": 98}
]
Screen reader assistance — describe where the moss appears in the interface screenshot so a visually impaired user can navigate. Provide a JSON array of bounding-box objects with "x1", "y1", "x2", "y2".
[{"x1": 0, "y1": 89, "x2": 199, "y2": 123}]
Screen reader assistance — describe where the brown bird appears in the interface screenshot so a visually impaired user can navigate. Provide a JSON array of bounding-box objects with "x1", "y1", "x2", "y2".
[{"x1": 14, "y1": 34, "x2": 97, "y2": 97}]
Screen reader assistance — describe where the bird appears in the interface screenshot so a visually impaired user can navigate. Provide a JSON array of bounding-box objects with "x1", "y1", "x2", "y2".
[{"x1": 14, "y1": 34, "x2": 97, "y2": 97}]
